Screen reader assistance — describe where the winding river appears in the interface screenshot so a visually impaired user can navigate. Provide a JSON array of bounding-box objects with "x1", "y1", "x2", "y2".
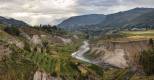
[
  {"x1": 71, "y1": 41, "x2": 91, "y2": 63},
  {"x1": 71, "y1": 41, "x2": 129, "y2": 68}
]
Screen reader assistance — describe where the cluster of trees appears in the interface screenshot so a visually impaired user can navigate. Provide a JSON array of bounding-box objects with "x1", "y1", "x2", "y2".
[
  {"x1": 3, "y1": 24, "x2": 67, "y2": 37},
  {"x1": 4, "y1": 26, "x2": 20, "y2": 36},
  {"x1": 33, "y1": 25, "x2": 67, "y2": 35}
]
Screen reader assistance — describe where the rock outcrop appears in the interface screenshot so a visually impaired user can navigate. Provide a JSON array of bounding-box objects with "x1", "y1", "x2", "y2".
[
  {"x1": 33, "y1": 70, "x2": 61, "y2": 80},
  {"x1": 33, "y1": 71, "x2": 51, "y2": 80},
  {"x1": 86, "y1": 40, "x2": 150, "y2": 68}
]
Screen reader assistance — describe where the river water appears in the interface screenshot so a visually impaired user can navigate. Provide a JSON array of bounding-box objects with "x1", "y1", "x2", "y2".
[
  {"x1": 71, "y1": 41, "x2": 92, "y2": 63},
  {"x1": 71, "y1": 41, "x2": 128, "y2": 68}
]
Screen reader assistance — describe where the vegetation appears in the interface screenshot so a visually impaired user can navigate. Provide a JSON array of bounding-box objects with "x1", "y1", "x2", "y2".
[
  {"x1": 0, "y1": 24, "x2": 6, "y2": 30},
  {"x1": 0, "y1": 25, "x2": 105, "y2": 80},
  {"x1": 95, "y1": 30, "x2": 154, "y2": 43},
  {"x1": 121, "y1": 30, "x2": 154, "y2": 36},
  {"x1": 139, "y1": 39, "x2": 154, "y2": 75},
  {"x1": 120, "y1": 30, "x2": 154, "y2": 40},
  {"x1": 4, "y1": 27, "x2": 20, "y2": 36},
  {"x1": 1, "y1": 24, "x2": 154, "y2": 80},
  {"x1": 140, "y1": 48, "x2": 154, "y2": 75},
  {"x1": 0, "y1": 44, "x2": 36, "y2": 80},
  {"x1": 33, "y1": 25, "x2": 67, "y2": 35}
]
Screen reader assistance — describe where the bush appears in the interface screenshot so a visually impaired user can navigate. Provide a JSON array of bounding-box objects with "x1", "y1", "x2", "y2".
[
  {"x1": 140, "y1": 48, "x2": 154, "y2": 75},
  {"x1": 149, "y1": 38, "x2": 154, "y2": 48}
]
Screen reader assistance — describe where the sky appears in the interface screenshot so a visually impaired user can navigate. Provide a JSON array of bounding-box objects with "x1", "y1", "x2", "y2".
[{"x1": 0, "y1": 0, "x2": 154, "y2": 25}]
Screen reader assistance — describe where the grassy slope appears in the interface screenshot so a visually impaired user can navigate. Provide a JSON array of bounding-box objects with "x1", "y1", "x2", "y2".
[
  {"x1": 95, "y1": 30, "x2": 154, "y2": 44},
  {"x1": 2, "y1": 25, "x2": 154, "y2": 80},
  {"x1": 0, "y1": 26, "x2": 105, "y2": 80},
  {"x1": 121, "y1": 30, "x2": 154, "y2": 40}
]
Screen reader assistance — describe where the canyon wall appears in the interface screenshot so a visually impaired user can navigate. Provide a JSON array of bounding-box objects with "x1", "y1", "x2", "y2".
[{"x1": 86, "y1": 40, "x2": 150, "y2": 68}]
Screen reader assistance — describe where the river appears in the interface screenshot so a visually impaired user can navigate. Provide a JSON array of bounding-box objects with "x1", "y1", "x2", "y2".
[
  {"x1": 71, "y1": 41, "x2": 92, "y2": 63},
  {"x1": 71, "y1": 40, "x2": 129, "y2": 68}
]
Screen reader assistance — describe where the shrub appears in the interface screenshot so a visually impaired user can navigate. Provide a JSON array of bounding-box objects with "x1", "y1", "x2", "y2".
[
  {"x1": 149, "y1": 38, "x2": 154, "y2": 48},
  {"x1": 140, "y1": 48, "x2": 154, "y2": 75}
]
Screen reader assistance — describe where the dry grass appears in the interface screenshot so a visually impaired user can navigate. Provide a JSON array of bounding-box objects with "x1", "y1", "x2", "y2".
[{"x1": 121, "y1": 30, "x2": 154, "y2": 40}]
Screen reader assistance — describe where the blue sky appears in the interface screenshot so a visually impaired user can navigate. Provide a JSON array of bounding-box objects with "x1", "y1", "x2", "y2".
[{"x1": 0, "y1": 0, "x2": 154, "y2": 25}]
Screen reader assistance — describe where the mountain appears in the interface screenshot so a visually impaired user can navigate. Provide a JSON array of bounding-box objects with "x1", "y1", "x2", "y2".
[
  {"x1": 125, "y1": 10, "x2": 154, "y2": 28},
  {"x1": 0, "y1": 16, "x2": 29, "y2": 27},
  {"x1": 58, "y1": 8, "x2": 154, "y2": 35},
  {"x1": 99, "y1": 8, "x2": 154, "y2": 28},
  {"x1": 58, "y1": 14, "x2": 106, "y2": 31}
]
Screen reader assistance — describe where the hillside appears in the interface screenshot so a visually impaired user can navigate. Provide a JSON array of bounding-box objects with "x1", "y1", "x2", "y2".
[
  {"x1": 59, "y1": 8, "x2": 154, "y2": 36},
  {"x1": 0, "y1": 16, "x2": 29, "y2": 27},
  {"x1": 100, "y1": 8, "x2": 154, "y2": 28},
  {"x1": 0, "y1": 24, "x2": 106, "y2": 80},
  {"x1": 1, "y1": 6, "x2": 154, "y2": 80},
  {"x1": 58, "y1": 14, "x2": 106, "y2": 31},
  {"x1": 86, "y1": 30, "x2": 154, "y2": 69},
  {"x1": 82, "y1": 30, "x2": 154, "y2": 80},
  {"x1": 125, "y1": 10, "x2": 154, "y2": 28},
  {"x1": 0, "y1": 20, "x2": 154, "y2": 80}
]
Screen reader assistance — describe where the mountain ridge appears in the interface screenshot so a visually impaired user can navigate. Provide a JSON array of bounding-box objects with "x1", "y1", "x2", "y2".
[
  {"x1": 0, "y1": 16, "x2": 29, "y2": 27},
  {"x1": 58, "y1": 8, "x2": 154, "y2": 34},
  {"x1": 58, "y1": 14, "x2": 106, "y2": 30}
]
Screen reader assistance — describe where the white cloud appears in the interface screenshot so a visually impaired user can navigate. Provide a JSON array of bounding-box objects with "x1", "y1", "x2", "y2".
[{"x1": 0, "y1": 0, "x2": 78, "y2": 25}]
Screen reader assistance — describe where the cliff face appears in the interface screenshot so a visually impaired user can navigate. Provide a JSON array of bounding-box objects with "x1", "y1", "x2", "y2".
[{"x1": 86, "y1": 40, "x2": 150, "y2": 68}]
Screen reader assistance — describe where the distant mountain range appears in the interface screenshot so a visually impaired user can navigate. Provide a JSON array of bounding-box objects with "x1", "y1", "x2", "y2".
[
  {"x1": 58, "y1": 8, "x2": 154, "y2": 34},
  {"x1": 0, "y1": 16, "x2": 29, "y2": 27},
  {"x1": 0, "y1": 7, "x2": 154, "y2": 35},
  {"x1": 58, "y1": 14, "x2": 106, "y2": 30}
]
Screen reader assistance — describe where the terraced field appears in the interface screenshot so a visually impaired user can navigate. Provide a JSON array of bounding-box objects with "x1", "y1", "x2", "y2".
[{"x1": 121, "y1": 30, "x2": 154, "y2": 40}]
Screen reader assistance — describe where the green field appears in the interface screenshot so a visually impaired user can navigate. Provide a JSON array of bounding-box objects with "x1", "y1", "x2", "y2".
[
  {"x1": 121, "y1": 30, "x2": 154, "y2": 36},
  {"x1": 119, "y1": 30, "x2": 154, "y2": 41}
]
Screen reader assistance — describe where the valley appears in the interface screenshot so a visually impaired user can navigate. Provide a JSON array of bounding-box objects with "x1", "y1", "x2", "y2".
[{"x1": 0, "y1": 7, "x2": 154, "y2": 80}]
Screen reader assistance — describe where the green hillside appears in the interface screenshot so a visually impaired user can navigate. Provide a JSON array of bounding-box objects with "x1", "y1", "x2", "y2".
[{"x1": 0, "y1": 25, "x2": 105, "y2": 80}]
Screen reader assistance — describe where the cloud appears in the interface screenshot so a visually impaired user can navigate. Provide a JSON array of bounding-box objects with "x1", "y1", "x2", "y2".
[
  {"x1": 0, "y1": 0, "x2": 154, "y2": 25},
  {"x1": 0, "y1": 0, "x2": 78, "y2": 25},
  {"x1": 76, "y1": 0, "x2": 154, "y2": 14}
]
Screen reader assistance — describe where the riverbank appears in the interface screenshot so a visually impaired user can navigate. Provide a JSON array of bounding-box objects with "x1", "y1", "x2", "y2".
[{"x1": 71, "y1": 41, "x2": 91, "y2": 63}]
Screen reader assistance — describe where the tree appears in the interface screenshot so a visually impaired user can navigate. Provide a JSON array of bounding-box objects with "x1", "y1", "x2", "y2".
[
  {"x1": 149, "y1": 38, "x2": 154, "y2": 48},
  {"x1": 140, "y1": 49, "x2": 154, "y2": 75}
]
